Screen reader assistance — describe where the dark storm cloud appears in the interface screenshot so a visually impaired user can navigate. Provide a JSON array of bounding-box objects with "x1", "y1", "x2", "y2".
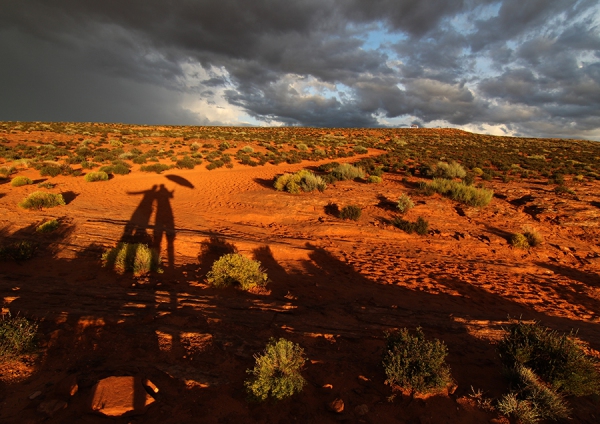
[{"x1": 0, "y1": 0, "x2": 599, "y2": 138}]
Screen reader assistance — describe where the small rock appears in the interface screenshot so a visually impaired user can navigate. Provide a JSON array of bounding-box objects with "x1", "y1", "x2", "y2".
[
  {"x1": 29, "y1": 391, "x2": 42, "y2": 400},
  {"x1": 328, "y1": 398, "x2": 344, "y2": 413},
  {"x1": 143, "y1": 378, "x2": 159, "y2": 394},
  {"x1": 354, "y1": 404, "x2": 368, "y2": 416},
  {"x1": 38, "y1": 399, "x2": 67, "y2": 417},
  {"x1": 322, "y1": 383, "x2": 333, "y2": 389},
  {"x1": 55, "y1": 375, "x2": 78, "y2": 398},
  {"x1": 89, "y1": 376, "x2": 156, "y2": 417}
]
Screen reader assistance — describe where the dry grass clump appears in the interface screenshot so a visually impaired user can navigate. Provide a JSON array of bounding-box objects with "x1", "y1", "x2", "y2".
[
  {"x1": 245, "y1": 338, "x2": 307, "y2": 401},
  {"x1": 102, "y1": 243, "x2": 162, "y2": 276},
  {"x1": 206, "y1": 253, "x2": 269, "y2": 290},
  {"x1": 18, "y1": 191, "x2": 65, "y2": 210},
  {"x1": 422, "y1": 178, "x2": 493, "y2": 207},
  {"x1": 383, "y1": 327, "x2": 453, "y2": 395},
  {"x1": 331, "y1": 163, "x2": 365, "y2": 181},
  {"x1": 511, "y1": 227, "x2": 543, "y2": 249},
  {"x1": 435, "y1": 161, "x2": 467, "y2": 179},
  {"x1": 274, "y1": 170, "x2": 327, "y2": 194}
]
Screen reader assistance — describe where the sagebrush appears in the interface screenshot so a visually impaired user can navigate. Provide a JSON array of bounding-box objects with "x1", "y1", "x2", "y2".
[
  {"x1": 18, "y1": 191, "x2": 65, "y2": 210},
  {"x1": 0, "y1": 312, "x2": 38, "y2": 362},
  {"x1": 383, "y1": 327, "x2": 453, "y2": 394},
  {"x1": 206, "y1": 253, "x2": 268, "y2": 290},
  {"x1": 245, "y1": 338, "x2": 307, "y2": 401}
]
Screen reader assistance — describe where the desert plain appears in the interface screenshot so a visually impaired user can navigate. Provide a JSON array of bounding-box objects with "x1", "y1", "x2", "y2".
[{"x1": 1, "y1": 122, "x2": 599, "y2": 423}]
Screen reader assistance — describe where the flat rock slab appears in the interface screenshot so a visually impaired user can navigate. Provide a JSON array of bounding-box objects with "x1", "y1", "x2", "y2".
[{"x1": 89, "y1": 376, "x2": 156, "y2": 417}]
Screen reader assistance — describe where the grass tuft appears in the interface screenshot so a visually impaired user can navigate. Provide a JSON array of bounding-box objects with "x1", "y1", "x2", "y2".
[
  {"x1": 422, "y1": 178, "x2": 493, "y2": 207},
  {"x1": 84, "y1": 171, "x2": 109, "y2": 182},
  {"x1": 102, "y1": 243, "x2": 162, "y2": 276},
  {"x1": 18, "y1": 191, "x2": 65, "y2": 210},
  {"x1": 339, "y1": 205, "x2": 362, "y2": 221}
]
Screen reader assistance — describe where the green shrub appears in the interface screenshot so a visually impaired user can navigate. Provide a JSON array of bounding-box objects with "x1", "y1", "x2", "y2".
[
  {"x1": 383, "y1": 327, "x2": 452, "y2": 394},
  {"x1": 435, "y1": 161, "x2": 467, "y2": 179},
  {"x1": 511, "y1": 233, "x2": 530, "y2": 249},
  {"x1": 84, "y1": 171, "x2": 109, "y2": 182},
  {"x1": 206, "y1": 160, "x2": 224, "y2": 170},
  {"x1": 0, "y1": 240, "x2": 38, "y2": 261},
  {"x1": 11, "y1": 176, "x2": 33, "y2": 187},
  {"x1": 18, "y1": 191, "x2": 65, "y2": 210},
  {"x1": 36, "y1": 219, "x2": 60, "y2": 233},
  {"x1": 353, "y1": 145, "x2": 368, "y2": 154},
  {"x1": 0, "y1": 166, "x2": 17, "y2": 179},
  {"x1": 140, "y1": 163, "x2": 171, "y2": 173},
  {"x1": 397, "y1": 193, "x2": 414, "y2": 213},
  {"x1": 100, "y1": 164, "x2": 130, "y2": 175},
  {"x1": 392, "y1": 216, "x2": 429, "y2": 235},
  {"x1": 296, "y1": 143, "x2": 308, "y2": 151},
  {"x1": 102, "y1": 243, "x2": 162, "y2": 276},
  {"x1": 331, "y1": 163, "x2": 365, "y2": 181},
  {"x1": 39, "y1": 165, "x2": 62, "y2": 177},
  {"x1": 339, "y1": 205, "x2": 361, "y2": 221},
  {"x1": 176, "y1": 156, "x2": 196, "y2": 169},
  {"x1": 206, "y1": 253, "x2": 269, "y2": 290},
  {"x1": 498, "y1": 321, "x2": 600, "y2": 397},
  {"x1": 245, "y1": 338, "x2": 307, "y2": 401},
  {"x1": 367, "y1": 175, "x2": 382, "y2": 184},
  {"x1": 422, "y1": 179, "x2": 493, "y2": 207},
  {"x1": 554, "y1": 185, "x2": 575, "y2": 195},
  {"x1": 241, "y1": 145, "x2": 254, "y2": 153},
  {"x1": 273, "y1": 170, "x2": 326, "y2": 194},
  {"x1": 0, "y1": 312, "x2": 38, "y2": 362}
]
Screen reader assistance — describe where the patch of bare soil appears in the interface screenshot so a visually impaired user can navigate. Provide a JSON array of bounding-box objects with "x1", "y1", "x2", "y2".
[{"x1": 1, "y1": 146, "x2": 600, "y2": 423}]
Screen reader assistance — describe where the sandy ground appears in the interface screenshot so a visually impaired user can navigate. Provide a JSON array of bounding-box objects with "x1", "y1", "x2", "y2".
[{"x1": 1, "y1": 157, "x2": 600, "y2": 423}]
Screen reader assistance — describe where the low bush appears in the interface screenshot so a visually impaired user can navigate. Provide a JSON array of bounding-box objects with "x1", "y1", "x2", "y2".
[
  {"x1": 176, "y1": 156, "x2": 196, "y2": 169},
  {"x1": 498, "y1": 321, "x2": 600, "y2": 397},
  {"x1": 367, "y1": 175, "x2": 382, "y2": 184},
  {"x1": 206, "y1": 160, "x2": 224, "y2": 170},
  {"x1": 36, "y1": 219, "x2": 60, "y2": 233},
  {"x1": 102, "y1": 243, "x2": 162, "y2": 276},
  {"x1": 274, "y1": 170, "x2": 326, "y2": 194},
  {"x1": 245, "y1": 338, "x2": 307, "y2": 401},
  {"x1": 353, "y1": 146, "x2": 368, "y2": 154},
  {"x1": 0, "y1": 166, "x2": 17, "y2": 179},
  {"x1": 435, "y1": 161, "x2": 467, "y2": 179},
  {"x1": 241, "y1": 145, "x2": 254, "y2": 153},
  {"x1": 206, "y1": 253, "x2": 269, "y2": 290},
  {"x1": 11, "y1": 176, "x2": 33, "y2": 187},
  {"x1": 0, "y1": 240, "x2": 38, "y2": 261},
  {"x1": 39, "y1": 164, "x2": 62, "y2": 177},
  {"x1": 37, "y1": 181, "x2": 55, "y2": 189},
  {"x1": 18, "y1": 191, "x2": 65, "y2": 210},
  {"x1": 397, "y1": 193, "x2": 414, "y2": 213},
  {"x1": 100, "y1": 164, "x2": 130, "y2": 175},
  {"x1": 383, "y1": 327, "x2": 452, "y2": 394},
  {"x1": 140, "y1": 163, "x2": 171, "y2": 174},
  {"x1": 339, "y1": 205, "x2": 361, "y2": 221},
  {"x1": 0, "y1": 312, "x2": 38, "y2": 362},
  {"x1": 84, "y1": 171, "x2": 109, "y2": 182},
  {"x1": 331, "y1": 163, "x2": 365, "y2": 181},
  {"x1": 422, "y1": 179, "x2": 493, "y2": 207},
  {"x1": 392, "y1": 216, "x2": 429, "y2": 235}
]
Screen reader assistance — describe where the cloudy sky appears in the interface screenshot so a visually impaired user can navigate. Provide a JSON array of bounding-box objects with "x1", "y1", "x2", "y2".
[{"x1": 1, "y1": 1, "x2": 599, "y2": 139}]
